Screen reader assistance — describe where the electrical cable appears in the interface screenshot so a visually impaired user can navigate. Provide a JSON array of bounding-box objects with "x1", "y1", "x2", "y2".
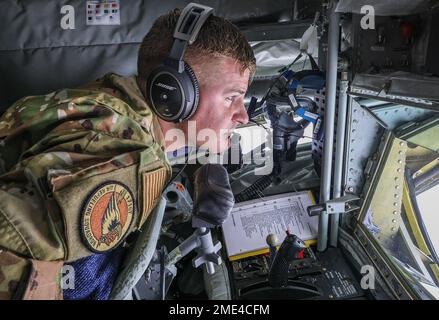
[
  {"x1": 163, "y1": 148, "x2": 195, "y2": 190},
  {"x1": 249, "y1": 119, "x2": 320, "y2": 141}
]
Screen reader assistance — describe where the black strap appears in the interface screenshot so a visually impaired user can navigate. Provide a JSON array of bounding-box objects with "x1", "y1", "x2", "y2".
[{"x1": 307, "y1": 53, "x2": 320, "y2": 71}]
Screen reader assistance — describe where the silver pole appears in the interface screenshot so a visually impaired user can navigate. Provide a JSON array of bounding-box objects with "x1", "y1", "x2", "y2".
[
  {"x1": 329, "y1": 72, "x2": 348, "y2": 247},
  {"x1": 318, "y1": 0, "x2": 340, "y2": 252}
]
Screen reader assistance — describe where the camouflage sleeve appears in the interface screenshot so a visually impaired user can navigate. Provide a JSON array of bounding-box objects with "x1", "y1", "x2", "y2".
[
  {"x1": 0, "y1": 250, "x2": 29, "y2": 299},
  {"x1": 0, "y1": 87, "x2": 170, "y2": 266}
]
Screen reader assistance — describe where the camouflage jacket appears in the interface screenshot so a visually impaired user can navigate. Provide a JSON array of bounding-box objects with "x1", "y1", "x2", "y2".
[{"x1": 0, "y1": 73, "x2": 172, "y2": 299}]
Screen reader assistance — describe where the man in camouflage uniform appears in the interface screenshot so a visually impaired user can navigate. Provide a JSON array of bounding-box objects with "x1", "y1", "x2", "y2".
[{"x1": 0, "y1": 8, "x2": 255, "y2": 299}]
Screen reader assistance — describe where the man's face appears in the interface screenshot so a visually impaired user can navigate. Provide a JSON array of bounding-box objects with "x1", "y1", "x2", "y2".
[{"x1": 190, "y1": 56, "x2": 250, "y2": 154}]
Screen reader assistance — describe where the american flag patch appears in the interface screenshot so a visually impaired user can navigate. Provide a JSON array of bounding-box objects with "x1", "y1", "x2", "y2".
[{"x1": 139, "y1": 166, "x2": 169, "y2": 228}]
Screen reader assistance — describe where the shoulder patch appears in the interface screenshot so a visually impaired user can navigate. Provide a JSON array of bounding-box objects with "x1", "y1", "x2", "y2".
[{"x1": 80, "y1": 181, "x2": 134, "y2": 253}]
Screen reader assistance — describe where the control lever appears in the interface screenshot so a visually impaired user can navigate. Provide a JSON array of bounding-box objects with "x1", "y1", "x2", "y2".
[
  {"x1": 268, "y1": 231, "x2": 307, "y2": 288},
  {"x1": 266, "y1": 233, "x2": 279, "y2": 264},
  {"x1": 165, "y1": 164, "x2": 234, "y2": 275},
  {"x1": 164, "y1": 227, "x2": 222, "y2": 275},
  {"x1": 134, "y1": 164, "x2": 234, "y2": 299}
]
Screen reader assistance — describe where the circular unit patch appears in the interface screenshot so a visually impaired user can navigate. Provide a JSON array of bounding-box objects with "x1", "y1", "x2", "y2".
[{"x1": 81, "y1": 181, "x2": 134, "y2": 253}]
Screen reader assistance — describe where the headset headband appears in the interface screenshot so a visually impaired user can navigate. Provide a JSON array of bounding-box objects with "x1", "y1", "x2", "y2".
[{"x1": 166, "y1": 3, "x2": 213, "y2": 73}]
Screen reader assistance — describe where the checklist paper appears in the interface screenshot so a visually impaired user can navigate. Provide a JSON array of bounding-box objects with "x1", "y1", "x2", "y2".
[{"x1": 222, "y1": 191, "x2": 318, "y2": 260}]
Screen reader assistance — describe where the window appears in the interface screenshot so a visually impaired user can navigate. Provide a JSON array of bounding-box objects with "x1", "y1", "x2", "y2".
[{"x1": 359, "y1": 117, "x2": 439, "y2": 299}]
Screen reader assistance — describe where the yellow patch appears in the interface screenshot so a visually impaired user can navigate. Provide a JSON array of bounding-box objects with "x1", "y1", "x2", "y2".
[{"x1": 81, "y1": 181, "x2": 134, "y2": 253}]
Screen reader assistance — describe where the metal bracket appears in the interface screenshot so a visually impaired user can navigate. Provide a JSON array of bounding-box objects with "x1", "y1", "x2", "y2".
[
  {"x1": 192, "y1": 229, "x2": 222, "y2": 275},
  {"x1": 307, "y1": 194, "x2": 360, "y2": 217},
  {"x1": 326, "y1": 194, "x2": 361, "y2": 214}
]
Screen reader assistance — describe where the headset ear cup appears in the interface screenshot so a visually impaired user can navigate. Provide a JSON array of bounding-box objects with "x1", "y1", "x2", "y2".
[
  {"x1": 146, "y1": 62, "x2": 199, "y2": 122},
  {"x1": 147, "y1": 65, "x2": 186, "y2": 122},
  {"x1": 183, "y1": 62, "x2": 200, "y2": 120}
]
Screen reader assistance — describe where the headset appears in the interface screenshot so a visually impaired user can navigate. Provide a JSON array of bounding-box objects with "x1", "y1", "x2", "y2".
[{"x1": 146, "y1": 3, "x2": 213, "y2": 123}]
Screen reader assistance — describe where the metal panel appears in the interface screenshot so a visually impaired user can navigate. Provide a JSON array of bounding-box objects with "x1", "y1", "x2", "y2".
[
  {"x1": 343, "y1": 99, "x2": 384, "y2": 195},
  {"x1": 343, "y1": 98, "x2": 436, "y2": 196},
  {"x1": 311, "y1": 88, "x2": 327, "y2": 171},
  {"x1": 371, "y1": 104, "x2": 436, "y2": 130},
  {"x1": 241, "y1": 21, "x2": 311, "y2": 42},
  {"x1": 360, "y1": 135, "x2": 407, "y2": 245}
]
